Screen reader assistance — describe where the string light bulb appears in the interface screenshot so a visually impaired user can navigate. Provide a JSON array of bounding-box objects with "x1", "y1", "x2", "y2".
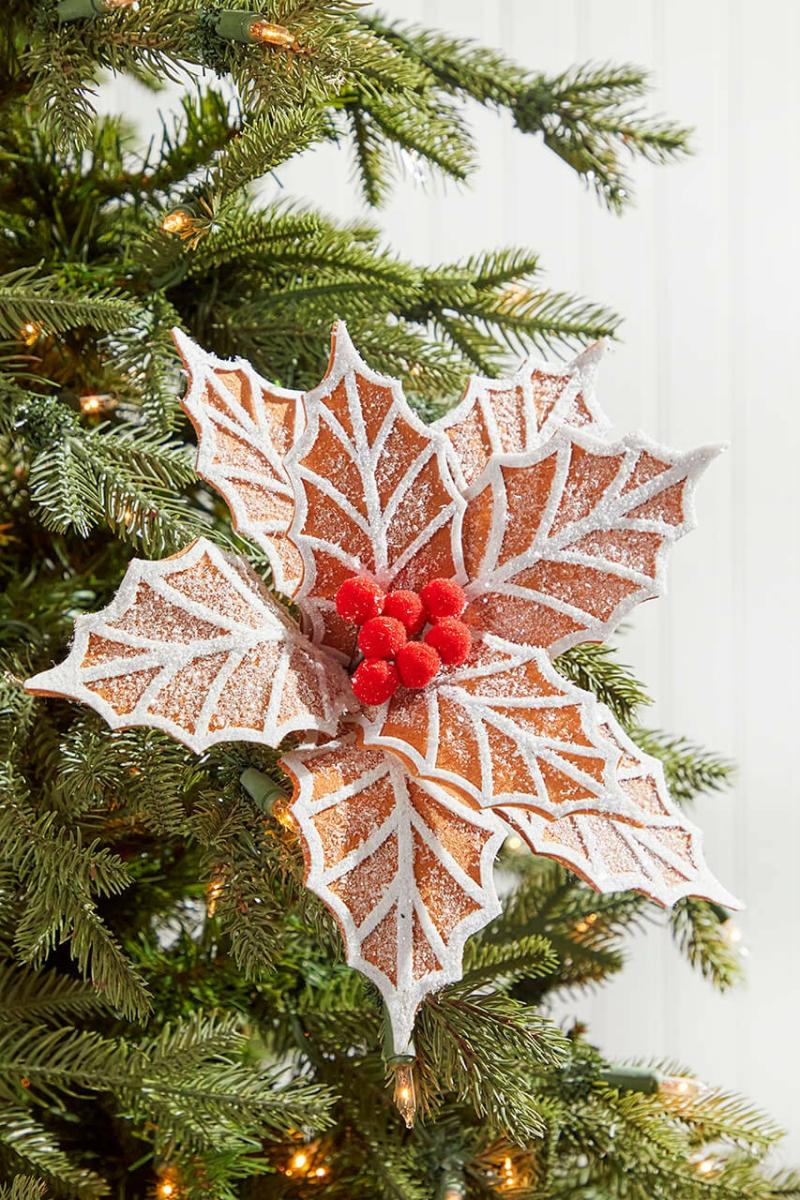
[
  {"x1": 80, "y1": 393, "x2": 116, "y2": 415},
  {"x1": 282, "y1": 1141, "x2": 328, "y2": 1183},
  {"x1": 214, "y1": 11, "x2": 299, "y2": 49},
  {"x1": 156, "y1": 1167, "x2": 179, "y2": 1200},
  {"x1": 206, "y1": 875, "x2": 224, "y2": 917},
  {"x1": 393, "y1": 1060, "x2": 417, "y2": 1128},
  {"x1": 19, "y1": 321, "x2": 43, "y2": 345},
  {"x1": 271, "y1": 796, "x2": 296, "y2": 831},
  {"x1": 689, "y1": 1152, "x2": 721, "y2": 1177},
  {"x1": 500, "y1": 1155, "x2": 517, "y2": 1191},
  {"x1": 57, "y1": 0, "x2": 135, "y2": 19},
  {"x1": 160, "y1": 208, "x2": 194, "y2": 236},
  {"x1": 249, "y1": 19, "x2": 299, "y2": 48},
  {"x1": 499, "y1": 282, "x2": 530, "y2": 312},
  {"x1": 659, "y1": 1075, "x2": 706, "y2": 1102},
  {"x1": 720, "y1": 919, "x2": 743, "y2": 945},
  {"x1": 720, "y1": 917, "x2": 748, "y2": 955},
  {"x1": 289, "y1": 1150, "x2": 308, "y2": 1172},
  {"x1": 504, "y1": 834, "x2": 523, "y2": 852}
]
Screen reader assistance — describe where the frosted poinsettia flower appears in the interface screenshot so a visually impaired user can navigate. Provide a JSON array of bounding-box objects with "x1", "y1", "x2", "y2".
[{"x1": 26, "y1": 323, "x2": 739, "y2": 1057}]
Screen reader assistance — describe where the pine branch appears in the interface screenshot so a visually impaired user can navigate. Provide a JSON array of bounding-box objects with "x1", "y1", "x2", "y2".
[
  {"x1": 0, "y1": 963, "x2": 105, "y2": 1025},
  {"x1": 556, "y1": 642, "x2": 652, "y2": 727},
  {"x1": 0, "y1": 765, "x2": 151, "y2": 1021},
  {"x1": 205, "y1": 105, "x2": 330, "y2": 203},
  {"x1": 670, "y1": 899, "x2": 744, "y2": 991},
  {"x1": 0, "y1": 1129, "x2": 105, "y2": 1200},
  {"x1": 0, "y1": 268, "x2": 140, "y2": 339}
]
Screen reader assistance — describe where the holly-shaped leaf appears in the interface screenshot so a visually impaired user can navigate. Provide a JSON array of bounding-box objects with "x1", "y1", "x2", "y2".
[
  {"x1": 26, "y1": 538, "x2": 351, "y2": 752},
  {"x1": 283, "y1": 735, "x2": 505, "y2": 1055},
  {"x1": 285, "y1": 322, "x2": 465, "y2": 661},
  {"x1": 499, "y1": 709, "x2": 740, "y2": 908},
  {"x1": 436, "y1": 342, "x2": 609, "y2": 491},
  {"x1": 459, "y1": 430, "x2": 718, "y2": 654},
  {"x1": 358, "y1": 636, "x2": 637, "y2": 820},
  {"x1": 174, "y1": 329, "x2": 305, "y2": 595}
]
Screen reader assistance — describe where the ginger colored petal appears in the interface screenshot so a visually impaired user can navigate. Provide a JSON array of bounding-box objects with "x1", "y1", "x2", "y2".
[
  {"x1": 460, "y1": 430, "x2": 718, "y2": 655},
  {"x1": 436, "y1": 341, "x2": 609, "y2": 491},
  {"x1": 174, "y1": 329, "x2": 305, "y2": 596},
  {"x1": 283, "y1": 735, "x2": 505, "y2": 1055},
  {"x1": 284, "y1": 322, "x2": 465, "y2": 662},
  {"x1": 358, "y1": 634, "x2": 636, "y2": 821},
  {"x1": 498, "y1": 707, "x2": 740, "y2": 909},
  {"x1": 25, "y1": 538, "x2": 352, "y2": 752}
]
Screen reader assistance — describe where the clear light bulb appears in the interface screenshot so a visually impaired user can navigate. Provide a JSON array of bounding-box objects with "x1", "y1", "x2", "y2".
[
  {"x1": 393, "y1": 1061, "x2": 417, "y2": 1128},
  {"x1": 80, "y1": 393, "x2": 115, "y2": 414},
  {"x1": 160, "y1": 209, "x2": 192, "y2": 235},
  {"x1": 660, "y1": 1075, "x2": 706, "y2": 1101},
  {"x1": 248, "y1": 19, "x2": 298, "y2": 49}
]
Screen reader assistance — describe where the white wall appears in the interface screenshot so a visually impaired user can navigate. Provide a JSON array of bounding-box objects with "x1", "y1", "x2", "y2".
[{"x1": 102, "y1": 0, "x2": 800, "y2": 1155}]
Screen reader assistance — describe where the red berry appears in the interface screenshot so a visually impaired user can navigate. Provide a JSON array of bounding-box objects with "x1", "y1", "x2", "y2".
[
  {"x1": 395, "y1": 641, "x2": 441, "y2": 689},
  {"x1": 351, "y1": 658, "x2": 399, "y2": 706},
  {"x1": 358, "y1": 616, "x2": 407, "y2": 659},
  {"x1": 335, "y1": 576, "x2": 384, "y2": 625},
  {"x1": 382, "y1": 589, "x2": 426, "y2": 636},
  {"x1": 420, "y1": 577, "x2": 466, "y2": 620},
  {"x1": 424, "y1": 618, "x2": 472, "y2": 666}
]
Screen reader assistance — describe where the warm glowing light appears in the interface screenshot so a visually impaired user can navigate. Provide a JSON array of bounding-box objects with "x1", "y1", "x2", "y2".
[
  {"x1": 720, "y1": 918, "x2": 743, "y2": 946},
  {"x1": 156, "y1": 1171, "x2": 179, "y2": 1200},
  {"x1": 499, "y1": 282, "x2": 530, "y2": 311},
  {"x1": 290, "y1": 1151, "x2": 309, "y2": 1171},
  {"x1": 19, "y1": 321, "x2": 43, "y2": 345},
  {"x1": 80, "y1": 392, "x2": 116, "y2": 415},
  {"x1": 314, "y1": 1167, "x2": 327, "y2": 1178},
  {"x1": 206, "y1": 876, "x2": 224, "y2": 917},
  {"x1": 574, "y1": 913, "x2": 599, "y2": 935},
  {"x1": 689, "y1": 1152, "x2": 721, "y2": 1177},
  {"x1": 249, "y1": 18, "x2": 299, "y2": 48},
  {"x1": 393, "y1": 1061, "x2": 417, "y2": 1128},
  {"x1": 161, "y1": 209, "x2": 192, "y2": 235},
  {"x1": 505, "y1": 835, "x2": 523, "y2": 852},
  {"x1": 660, "y1": 1075, "x2": 706, "y2": 1102},
  {"x1": 272, "y1": 797, "x2": 296, "y2": 831},
  {"x1": 499, "y1": 1155, "x2": 517, "y2": 1191}
]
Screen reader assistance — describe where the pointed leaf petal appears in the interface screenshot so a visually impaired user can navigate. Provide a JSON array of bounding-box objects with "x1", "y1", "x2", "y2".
[
  {"x1": 26, "y1": 538, "x2": 351, "y2": 752},
  {"x1": 285, "y1": 322, "x2": 466, "y2": 661},
  {"x1": 174, "y1": 329, "x2": 305, "y2": 595},
  {"x1": 358, "y1": 635, "x2": 638, "y2": 820},
  {"x1": 283, "y1": 735, "x2": 505, "y2": 1054},
  {"x1": 499, "y1": 707, "x2": 740, "y2": 909},
  {"x1": 436, "y1": 342, "x2": 609, "y2": 491},
  {"x1": 460, "y1": 430, "x2": 718, "y2": 654}
]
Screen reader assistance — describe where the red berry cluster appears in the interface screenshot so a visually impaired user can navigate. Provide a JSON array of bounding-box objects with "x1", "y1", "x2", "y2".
[{"x1": 335, "y1": 575, "x2": 472, "y2": 706}]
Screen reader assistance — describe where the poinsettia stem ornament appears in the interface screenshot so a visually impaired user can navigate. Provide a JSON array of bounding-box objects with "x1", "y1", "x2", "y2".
[{"x1": 25, "y1": 321, "x2": 739, "y2": 1061}]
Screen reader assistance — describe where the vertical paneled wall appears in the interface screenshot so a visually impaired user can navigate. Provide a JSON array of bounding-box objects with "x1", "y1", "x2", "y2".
[{"x1": 102, "y1": 0, "x2": 800, "y2": 1153}]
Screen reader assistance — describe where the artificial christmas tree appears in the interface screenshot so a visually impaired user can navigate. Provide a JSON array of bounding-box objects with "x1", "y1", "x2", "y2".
[{"x1": 0, "y1": 3, "x2": 796, "y2": 1198}]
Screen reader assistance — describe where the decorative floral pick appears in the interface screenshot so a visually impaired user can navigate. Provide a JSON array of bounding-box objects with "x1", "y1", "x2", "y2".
[{"x1": 25, "y1": 323, "x2": 739, "y2": 1066}]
